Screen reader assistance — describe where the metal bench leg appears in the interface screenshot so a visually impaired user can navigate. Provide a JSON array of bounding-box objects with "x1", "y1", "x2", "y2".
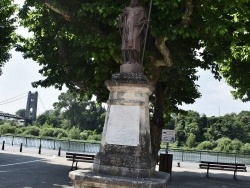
[
  {"x1": 206, "y1": 168, "x2": 209, "y2": 178},
  {"x1": 75, "y1": 161, "x2": 78, "y2": 170},
  {"x1": 71, "y1": 161, "x2": 75, "y2": 170},
  {"x1": 234, "y1": 171, "x2": 237, "y2": 180}
]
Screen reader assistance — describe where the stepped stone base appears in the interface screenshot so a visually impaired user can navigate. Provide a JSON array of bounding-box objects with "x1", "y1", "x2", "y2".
[{"x1": 69, "y1": 169, "x2": 170, "y2": 188}]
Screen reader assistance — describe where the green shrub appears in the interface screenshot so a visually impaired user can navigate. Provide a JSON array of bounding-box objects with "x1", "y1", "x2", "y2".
[
  {"x1": 196, "y1": 141, "x2": 215, "y2": 150},
  {"x1": 241, "y1": 143, "x2": 250, "y2": 153},
  {"x1": 53, "y1": 128, "x2": 68, "y2": 139},
  {"x1": 213, "y1": 137, "x2": 232, "y2": 152},
  {"x1": 40, "y1": 127, "x2": 55, "y2": 137},
  {"x1": 80, "y1": 132, "x2": 88, "y2": 140},
  {"x1": 87, "y1": 134, "x2": 102, "y2": 141},
  {"x1": 230, "y1": 139, "x2": 243, "y2": 152},
  {"x1": 69, "y1": 126, "x2": 80, "y2": 140},
  {"x1": 23, "y1": 126, "x2": 40, "y2": 136},
  {"x1": 186, "y1": 133, "x2": 196, "y2": 148},
  {"x1": 0, "y1": 123, "x2": 17, "y2": 134},
  {"x1": 17, "y1": 127, "x2": 27, "y2": 135}
]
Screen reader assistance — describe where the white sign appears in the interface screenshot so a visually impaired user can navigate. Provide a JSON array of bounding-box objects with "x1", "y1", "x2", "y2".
[
  {"x1": 162, "y1": 129, "x2": 175, "y2": 143},
  {"x1": 105, "y1": 105, "x2": 140, "y2": 146}
]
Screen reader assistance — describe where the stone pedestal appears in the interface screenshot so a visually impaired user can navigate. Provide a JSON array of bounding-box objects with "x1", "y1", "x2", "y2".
[
  {"x1": 69, "y1": 73, "x2": 169, "y2": 187},
  {"x1": 120, "y1": 63, "x2": 144, "y2": 73},
  {"x1": 93, "y1": 73, "x2": 155, "y2": 178}
]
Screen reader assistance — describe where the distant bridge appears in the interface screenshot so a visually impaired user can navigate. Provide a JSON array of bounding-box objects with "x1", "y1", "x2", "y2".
[
  {"x1": 0, "y1": 112, "x2": 23, "y2": 120},
  {"x1": 0, "y1": 91, "x2": 39, "y2": 124}
]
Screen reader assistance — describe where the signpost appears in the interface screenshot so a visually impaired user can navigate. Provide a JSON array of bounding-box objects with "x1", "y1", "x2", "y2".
[{"x1": 162, "y1": 129, "x2": 175, "y2": 154}]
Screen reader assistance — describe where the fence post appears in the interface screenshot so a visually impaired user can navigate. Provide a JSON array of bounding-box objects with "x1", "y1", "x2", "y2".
[
  {"x1": 68, "y1": 140, "x2": 70, "y2": 151},
  {"x1": 20, "y1": 143, "x2": 23, "y2": 152},
  {"x1": 38, "y1": 144, "x2": 41, "y2": 154},
  {"x1": 12, "y1": 135, "x2": 14, "y2": 146},
  {"x1": 182, "y1": 150, "x2": 184, "y2": 162},
  {"x1": 26, "y1": 137, "x2": 28, "y2": 147},
  {"x1": 217, "y1": 152, "x2": 219, "y2": 162},
  {"x1": 235, "y1": 153, "x2": 237, "y2": 164},
  {"x1": 83, "y1": 142, "x2": 86, "y2": 152},
  {"x1": 200, "y1": 151, "x2": 202, "y2": 161},
  {"x1": 58, "y1": 146, "x2": 61, "y2": 156},
  {"x1": 2, "y1": 141, "x2": 5, "y2": 150},
  {"x1": 53, "y1": 139, "x2": 56, "y2": 150}
]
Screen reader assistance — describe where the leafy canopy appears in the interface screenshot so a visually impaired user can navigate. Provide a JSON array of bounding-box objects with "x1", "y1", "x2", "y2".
[
  {"x1": 0, "y1": 0, "x2": 16, "y2": 75},
  {"x1": 15, "y1": 0, "x2": 250, "y2": 155},
  {"x1": 17, "y1": 0, "x2": 250, "y2": 106}
]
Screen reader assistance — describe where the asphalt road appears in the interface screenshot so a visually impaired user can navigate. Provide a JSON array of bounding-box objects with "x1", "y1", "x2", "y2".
[{"x1": 1, "y1": 145, "x2": 250, "y2": 188}]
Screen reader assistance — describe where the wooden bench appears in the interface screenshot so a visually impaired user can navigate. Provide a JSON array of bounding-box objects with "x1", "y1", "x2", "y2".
[
  {"x1": 199, "y1": 161, "x2": 247, "y2": 179},
  {"x1": 66, "y1": 152, "x2": 95, "y2": 170}
]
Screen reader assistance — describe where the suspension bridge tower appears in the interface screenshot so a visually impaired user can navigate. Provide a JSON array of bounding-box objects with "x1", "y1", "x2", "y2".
[{"x1": 25, "y1": 91, "x2": 38, "y2": 124}]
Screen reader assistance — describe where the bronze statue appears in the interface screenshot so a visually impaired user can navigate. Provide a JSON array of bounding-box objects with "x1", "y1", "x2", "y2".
[{"x1": 119, "y1": 0, "x2": 148, "y2": 65}]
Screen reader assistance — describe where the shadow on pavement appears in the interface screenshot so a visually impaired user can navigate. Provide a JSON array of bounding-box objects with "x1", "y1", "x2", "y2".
[
  {"x1": 0, "y1": 152, "x2": 73, "y2": 188},
  {"x1": 169, "y1": 170, "x2": 250, "y2": 188}
]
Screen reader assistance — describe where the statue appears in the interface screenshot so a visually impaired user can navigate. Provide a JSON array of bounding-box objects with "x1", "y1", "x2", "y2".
[{"x1": 119, "y1": 0, "x2": 148, "y2": 65}]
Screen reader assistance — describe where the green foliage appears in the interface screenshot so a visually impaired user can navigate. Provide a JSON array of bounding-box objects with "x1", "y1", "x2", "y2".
[
  {"x1": 0, "y1": 0, "x2": 16, "y2": 74},
  {"x1": 51, "y1": 128, "x2": 68, "y2": 139},
  {"x1": 186, "y1": 133, "x2": 196, "y2": 148},
  {"x1": 15, "y1": 109, "x2": 26, "y2": 118},
  {"x1": 80, "y1": 131, "x2": 88, "y2": 140},
  {"x1": 68, "y1": 126, "x2": 81, "y2": 140},
  {"x1": 40, "y1": 127, "x2": 55, "y2": 138},
  {"x1": 87, "y1": 134, "x2": 102, "y2": 141},
  {"x1": 241, "y1": 143, "x2": 250, "y2": 153},
  {"x1": 53, "y1": 91, "x2": 106, "y2": 132},
  {"x1": 213, "y1": 137, "x2": 233, "y2": 152},
  {"x1": 196, "y1": 141, "x2": 215, "y2": 151},
  {"x1": 35, "y1": 110, "x2": 62, "y2": 128},
  {"x1": 169, "y1": 110, "x2": 250, "y2": 153},
  {"x1": 22, "y1": 126, "x2": 40, "y2": 136},
  {"x1": 230, "y1": 139, "x2": 243, "y2": 153},
  {"x1": 0, "y1": 123, "x2": 17, "y2": 134}
]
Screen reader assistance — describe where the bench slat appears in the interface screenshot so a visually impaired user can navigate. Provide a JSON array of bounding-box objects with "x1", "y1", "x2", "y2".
[
  {"x1": 200, "y1": 164, "x2": 246, "y2": 169},
  {"x1": 200, "y1": 161, "x2": 246, "y2": 166},
  {"x1": 66, "y1": 152, "x2": 95, "y2": 170}
]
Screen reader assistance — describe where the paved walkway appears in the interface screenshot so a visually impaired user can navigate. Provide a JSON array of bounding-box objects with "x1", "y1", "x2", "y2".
[
  {"x1": 0, "y1": 145, "x2": 250, "y2": 188},
  {"x1": 168, "y1": 161, "x2": 250, "y2": 188}
]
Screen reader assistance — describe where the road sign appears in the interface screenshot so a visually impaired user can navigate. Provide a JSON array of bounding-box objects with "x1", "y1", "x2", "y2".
[{"x1": 162, "y1": 129, "x2": 175, "y2": 143}]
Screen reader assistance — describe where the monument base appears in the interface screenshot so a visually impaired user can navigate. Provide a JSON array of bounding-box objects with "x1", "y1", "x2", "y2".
[
  {"x1": 120, "y1": 63, "x2": 144, "y2": 73},
  {"x1": 69, "y1": 169, "x2": 170, "y2": 188}
]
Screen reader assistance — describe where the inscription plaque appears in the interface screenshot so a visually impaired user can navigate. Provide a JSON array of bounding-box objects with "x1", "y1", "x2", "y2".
[{"x1": 105, "y1": 105, "x2": 140, "y2": 146}]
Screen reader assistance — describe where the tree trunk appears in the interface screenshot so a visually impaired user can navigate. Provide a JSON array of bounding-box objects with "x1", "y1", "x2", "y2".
[{"x1": 151, "y1": 82, "x2": 166, "y2": 160}]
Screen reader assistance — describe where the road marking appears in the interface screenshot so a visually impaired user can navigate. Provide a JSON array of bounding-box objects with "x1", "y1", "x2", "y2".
[{"x1": 0, "y1": 155, "x2": 55, "y2": 167}]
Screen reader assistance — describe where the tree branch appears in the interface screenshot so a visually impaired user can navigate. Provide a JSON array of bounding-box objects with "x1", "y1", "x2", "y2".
[
  {"x1": 182, "y1": 0, "x2": 193, "y2": 28},
  {"x1": 43, "y1": 0, "x2": 72, "y2": 21},
  {"x1": 155, "y1": 37, "x2": 173, "y2": 67}
]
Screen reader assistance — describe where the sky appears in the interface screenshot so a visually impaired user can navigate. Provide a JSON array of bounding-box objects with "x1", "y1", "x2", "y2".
[
  {"x1": 0, "y1": 49, "x2": 66, "y2": 115},
  {"x1": 1, "y1": 0, "x2": 250, "y2": 117}
]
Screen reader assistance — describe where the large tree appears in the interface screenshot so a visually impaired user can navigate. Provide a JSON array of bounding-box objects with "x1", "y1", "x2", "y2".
[
  {"x1": 0, "y1": 0, "x2": 16, "y2": 75},
  {"x1": 16, "y1": 0, "x2": 250, "y2": 157},
  {"x1": 53, "y1": 91, "x2": 106, "y2": 133}
]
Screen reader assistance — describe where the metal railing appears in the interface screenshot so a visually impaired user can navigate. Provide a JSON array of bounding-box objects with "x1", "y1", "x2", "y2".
[
  {"x1": 0, "y1": 135, "x2": 100, "y2": 154},
  {"x1": 165, "y1": 149, "x2": 250, "y2": 165},
  {"x1": 1, "y1": 135, "x2": 249, "y2": 165}
]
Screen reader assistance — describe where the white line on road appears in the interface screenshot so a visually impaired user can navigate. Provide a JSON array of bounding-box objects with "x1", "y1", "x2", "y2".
[{"x1": 0, "y1": 155, "x2": 55, "y2": 167}]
